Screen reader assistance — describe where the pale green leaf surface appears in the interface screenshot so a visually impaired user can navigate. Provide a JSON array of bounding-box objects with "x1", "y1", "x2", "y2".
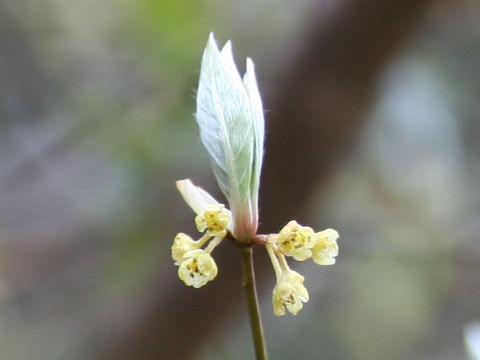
[
  {"x1": 196, "y1": 35, "x2": 254, "y2": 210},
  {"x1": 195, "y1": 33, "x2": 265, "y2": 236},
  {"x1": 243, "y1": 58, "x2": 264, "y2": 223}
]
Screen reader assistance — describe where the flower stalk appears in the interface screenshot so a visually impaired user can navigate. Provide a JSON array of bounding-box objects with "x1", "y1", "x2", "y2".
[{"x1": 240, "y1": 245, "x2": 268, "y2": 360}]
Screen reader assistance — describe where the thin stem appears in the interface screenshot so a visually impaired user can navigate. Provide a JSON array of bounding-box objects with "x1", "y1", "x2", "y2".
[
  {"x1": 240, "y1": 246, "x2": 268, "y2": 360},
  {"x1": 204, "y1": 236, "x2": 223, "y2": 253},
  {"x1": 265, "y1": 243, "x2": 282, "y2": 280},
  {"x1": 196, "y1": 233, "x2": 213, "y2": 247},
  {"x1": 277, "y1": 252, "x2": 291, "y2": 272}
]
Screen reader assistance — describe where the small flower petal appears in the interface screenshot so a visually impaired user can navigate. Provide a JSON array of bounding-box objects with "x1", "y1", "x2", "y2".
[
  {"x1": 178, "y1": 249, "x2": 218, "y2": 288},
  {"x1": 171, "y1": 233, "x2": 198, "y2": 265},
  {"x1": 276, "y1": 220, "x2": 315, "y2": 261},
  {"x1": 272, "y1": 270, "x2": 309, "y2": 316},
  {"x1": 312, "y1": 229, "x2": 339, "y2": 265}
]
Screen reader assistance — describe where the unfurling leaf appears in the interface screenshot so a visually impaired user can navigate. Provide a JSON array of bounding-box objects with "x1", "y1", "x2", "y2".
[{"x1": 195, "y1": 33, "x2": 264, "y2": 239}]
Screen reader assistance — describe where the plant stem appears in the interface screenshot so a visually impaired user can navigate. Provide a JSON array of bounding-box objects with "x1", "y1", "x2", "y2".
[{"x1": 240, "y1": 245, "x2": 268, "y2": 360}]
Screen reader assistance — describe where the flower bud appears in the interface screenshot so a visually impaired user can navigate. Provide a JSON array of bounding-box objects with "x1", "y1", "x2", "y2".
[
  {"x1": 312, "y1": 229, "x2": 339, "y2": 265},
  {"x1": 171, "y1": 233, "x2": 198, "y2": 265}
]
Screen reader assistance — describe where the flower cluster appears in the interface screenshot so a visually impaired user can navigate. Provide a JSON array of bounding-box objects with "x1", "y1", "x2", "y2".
[
  {"x1": 172, "y1": 199, "x2": 231, "y2": 288},
  {"x1": 266, "y1": 220, "x2": 339, "y2": 316},
  {"x1": 173, "y1": 181, "x2": 340, "y2": 314}
]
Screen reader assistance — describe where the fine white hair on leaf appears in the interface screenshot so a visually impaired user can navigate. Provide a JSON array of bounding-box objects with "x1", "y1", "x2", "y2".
[
  {"x1": 243, "y1": 57, "x2": 264, "y2": 225},
  {"x1": 195, "y1": 32, "x2": 265, "y2": 235}
]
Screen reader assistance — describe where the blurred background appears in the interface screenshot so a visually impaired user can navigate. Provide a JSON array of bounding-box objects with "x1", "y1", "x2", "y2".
[{"x1": 1, "y1": 0, "x2": 479, "y2": 359}]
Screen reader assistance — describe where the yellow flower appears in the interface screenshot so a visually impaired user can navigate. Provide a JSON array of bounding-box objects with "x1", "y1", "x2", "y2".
[
  {"x1": 178, "y1": 249, "x2": 218, "y2": 288},
  {"x1": 171, "y1": 233, "x2": 198, "y2": 265},
  {"x1": 272, "y1": 270, "x2": 309, "y2": 316},
  {"x1": 195, "y1": 203, "x2": 231, "y2": 236},
  {"x1": 276, "y1": 220, "x2": 315, "y2": 261},
  {"x1": 312, "y1": 229, "x2": 339, "y2": 265}
]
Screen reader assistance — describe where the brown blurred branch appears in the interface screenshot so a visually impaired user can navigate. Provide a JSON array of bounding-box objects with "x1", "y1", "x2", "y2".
[
  {"x1": 100, "y1": 0, "x2": 431, "y2": 359},
  {"x1": 260, "y1": 0, "x2": 430, "y2": 231}
]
